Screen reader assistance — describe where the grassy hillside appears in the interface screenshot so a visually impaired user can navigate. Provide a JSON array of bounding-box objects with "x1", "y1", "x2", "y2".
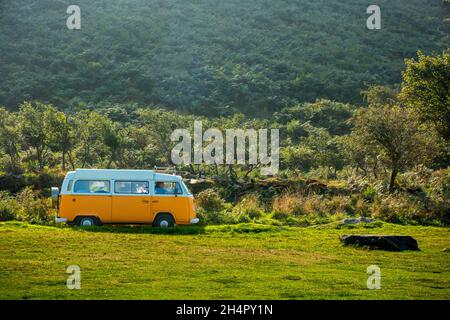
[
  {"x1": 0, "y1": 221, "x2": 449, "y2": 299},
  {"x1": 0, "y1": 0, "x2": 448, "y2": 115}
]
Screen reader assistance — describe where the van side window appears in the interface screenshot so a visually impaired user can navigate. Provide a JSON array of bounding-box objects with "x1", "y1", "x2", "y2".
[
  {"x1": 154, "y1": 182, "x2": 182, "y2": 195},
  {"x1": 74, "y1": 180, "x2": 110, "y2": 193},
  {"x1": 114, "y1": 181, "x2": 149, "y2": 194},
  {"x1": 67, "y1": 180, "x2": 73, "y2": 192}
]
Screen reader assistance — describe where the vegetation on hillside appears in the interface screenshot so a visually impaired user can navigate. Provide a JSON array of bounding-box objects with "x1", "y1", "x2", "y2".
[
  {"x1": 0, "y1": 52, "x2": 448, "y2": 226},
  {"x1": 0, "y1": 0, "x2": 448, "y2": 115}
]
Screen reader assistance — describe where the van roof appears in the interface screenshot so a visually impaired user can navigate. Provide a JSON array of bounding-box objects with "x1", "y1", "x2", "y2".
[{"x1": 68, "y1": 169, "x2": 181, "y2": 181}]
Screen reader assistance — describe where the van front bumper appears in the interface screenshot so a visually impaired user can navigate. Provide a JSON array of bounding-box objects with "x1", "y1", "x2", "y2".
[
  {"x1": 190, "y1": 218, "x2": 199, "y2": 224},
  {"x1": 55, "y1": 217, "x2": 68, "y2": 223}
]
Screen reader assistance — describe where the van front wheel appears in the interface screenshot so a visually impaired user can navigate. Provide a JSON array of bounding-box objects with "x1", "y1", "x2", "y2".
[{"x1": 153, "y1": 214, "x2": 175, "y2": 228}]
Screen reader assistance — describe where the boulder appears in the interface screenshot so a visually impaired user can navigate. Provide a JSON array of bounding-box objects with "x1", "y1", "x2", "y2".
[
  {"x1": 340, "y1": 234, "x2": 419, "y2": 251},
  {"x1": 341, "y1": 217, "x2": 376, "y2": 225}
]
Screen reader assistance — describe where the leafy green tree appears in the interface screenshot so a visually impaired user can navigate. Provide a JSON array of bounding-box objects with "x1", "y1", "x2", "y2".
[
  {"x1": 102, "y1": 121, "x2": 126, "y2": 168},
  {"x1": 47, "y1": 110, "x2": 75, "y2": 171},
  {"x1": 361, "y1": 85, "x2": 399, "y2": 107},
  {"x1": 137, "y1": 109, "x2": 190, "y2": 166},
  {"x1": 74, "y1": 111, "x2": 109, "y2": 167},
  {"x1": 18, "y1": 102, "x2": 55, "y2": 169},
  {"x1": 341, "y1": 133, "x2": 380, "y2": 178},
  {"x1": 280, "y1": 145, "x2": 314, "y2": 173},
  {"x1": 352, "y1": 104, "x2": 440, "y2": 193},
  {"x1": 0, "y1": 107, "x2": 21, "y2": 173},
  {"x1": 399, "y1": 51, "x2": 450, "y2": 140}
]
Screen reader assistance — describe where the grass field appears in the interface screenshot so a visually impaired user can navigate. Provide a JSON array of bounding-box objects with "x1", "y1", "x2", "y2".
[{"x1": 0, "y1": 221, "x2": 449, "y2": 300}]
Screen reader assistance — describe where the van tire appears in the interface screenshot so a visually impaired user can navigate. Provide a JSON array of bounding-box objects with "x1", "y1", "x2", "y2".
[
  {"x1": 77, "y1": 216, "x2": 101, "y2": 227},
  {"x1": 153, "y1": 213, "x2": 175, "y2": 228}
]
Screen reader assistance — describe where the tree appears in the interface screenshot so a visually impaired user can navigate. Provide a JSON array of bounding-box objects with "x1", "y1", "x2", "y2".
[
  {"x1": 399, "y1": 51, "x2": 450, "y2": 141},
  {"x1": 341, "y1": 133, "x2": 380, "y2": 178},
  {"x1": 47, "y1": 110, "x2": 75, "y2": 171},
  {"x1": 302, "y1": 124, "x2": 346, "y2": 178},
  {"x1": 74, "y1": 111, "x2": 109, "y2": 167},
  {"x1": 18, "y1": 102, "x2": 54, "y2": 170},
  {"x1": 0, "y1": 107, "x2": 21, "y2": 173},
  {"x1": 281, "y1": 145, "x2": 314, "y2": 174},
  {"x1": 137, "y1": 108, "x2": 189, "y2": 166},
  {"x1": 352, "y1": 104, "x2": 440, "y2": 193},
  {"x1": 102, "y1": 120, "x2": 125, "y2": 168},
  {"x1": 361, "y1": 85, "x2": 399, "y2": 107}
]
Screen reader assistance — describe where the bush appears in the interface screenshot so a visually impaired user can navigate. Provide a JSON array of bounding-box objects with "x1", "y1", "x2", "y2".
[
  {"x1": 231, "y1": 194, "x2": 265, "y2": 222},
  {"x1": 196, "y1": 208, "x2": 236, "y2": 225},
  {"x1": 371, "y1": 194, "x2": 432, "y2": 225},
  {"x1": 271, "y1": 192, "x2": 372, "y2": 226},
  {"x1": 23, "y1": 169, "x2": 64, "y2": 197},
  {"x1": 15, "y1": 187, "x2": 53, "y2": 224},
  {"x1": 0, "y1": 174, "x2": 26, "y2": 193},
  {"x1": 362, "y1": 185, "x2": 377, "y2": 201},
  {"x1": 0, "y1": 192, "x2": 19, "y2": 221},
  {"x1": 195, "y1": 189, "x2": 226, "y2": 213},
  {"x1": 272, "y1": 193, "x2": 306, "y2": 216}
]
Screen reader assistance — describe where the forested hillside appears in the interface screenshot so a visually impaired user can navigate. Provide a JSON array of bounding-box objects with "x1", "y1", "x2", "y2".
[{"x1": 0, "y1": 0, "x2": 448, "y2": 116}]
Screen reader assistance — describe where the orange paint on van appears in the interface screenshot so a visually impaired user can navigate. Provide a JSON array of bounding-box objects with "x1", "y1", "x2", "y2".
[
  {"x1": 60, "y1": 194, "x2": 196, "y2": 224},
  {"x1": 60, "y1": 195, "x2": 112, "y2": 222},
  {"x1": 151, "y1": 196, "x2": 190, "y2": 224},
  {"x1": 112, "y1": 195, "x2": 151, "y2": 223}
]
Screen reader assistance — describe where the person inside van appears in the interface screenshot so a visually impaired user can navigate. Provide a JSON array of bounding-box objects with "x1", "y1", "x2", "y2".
[
  {"x1": 135, "y1": 182, "x2": 148, "y2": 194},
  {"x1": 157, "y1": 181, "x2": 179, "y2": 194},
  {"x1": 155, "y1": 181, "x2": 168, "y2": 194}
]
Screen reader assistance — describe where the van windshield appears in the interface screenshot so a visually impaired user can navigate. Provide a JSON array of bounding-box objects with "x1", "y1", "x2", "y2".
[{"x1": 182, "y1": 181, "x2": 192, "y2": 195}]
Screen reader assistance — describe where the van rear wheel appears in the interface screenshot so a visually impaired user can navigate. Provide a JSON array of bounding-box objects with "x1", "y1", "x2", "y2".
[
  {"x1": 77, "y1": 216, "x2": 100, "y2": 227},
  {"x1": 153, "y1": 214, "x2": 175, "y2": 228}
]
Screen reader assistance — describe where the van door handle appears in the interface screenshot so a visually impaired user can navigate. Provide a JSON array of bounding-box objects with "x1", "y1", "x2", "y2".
[
  {"x1": 152, "y1": 200, "x2": 159, "y2": 203},
  {"x1": 141, "y1": 200, "x2": 149, "y2": 203}
]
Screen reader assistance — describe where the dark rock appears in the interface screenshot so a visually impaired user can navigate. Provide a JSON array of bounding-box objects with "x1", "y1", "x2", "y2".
[
  {"x1": 341, "y1": 217, "x2": 376, "y2": 225},
  {"x1": 340, "y1": 235, "x2": 419, "y2": 251}
]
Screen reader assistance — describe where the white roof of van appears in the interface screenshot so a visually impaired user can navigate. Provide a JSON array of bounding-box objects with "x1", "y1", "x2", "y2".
[{"x1": 70, "y1": 169, "x2": 181, "y2": 181}]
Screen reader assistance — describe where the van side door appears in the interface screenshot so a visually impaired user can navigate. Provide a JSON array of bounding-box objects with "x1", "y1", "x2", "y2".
[{"x1": 111, "y1": 181, "x2": 151, "y2": 223}]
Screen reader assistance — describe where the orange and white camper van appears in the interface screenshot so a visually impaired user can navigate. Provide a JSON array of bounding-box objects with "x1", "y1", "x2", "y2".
[{"x1": 52, "y1": 169, "x2": 198, "y2": 227}]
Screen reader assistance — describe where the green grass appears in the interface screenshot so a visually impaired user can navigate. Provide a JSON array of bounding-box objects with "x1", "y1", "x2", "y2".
[{"x1": 0, "y1": 221, "x2": 449, "y2": 299}]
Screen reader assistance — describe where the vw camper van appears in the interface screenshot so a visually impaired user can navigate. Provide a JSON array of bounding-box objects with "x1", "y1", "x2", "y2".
[{"x1": 52, "y1": 169, "x2": 198, "y2": 227}]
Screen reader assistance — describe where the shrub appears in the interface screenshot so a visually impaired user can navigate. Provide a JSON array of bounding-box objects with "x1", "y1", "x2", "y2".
[
  {"x1": 15, "y1": 187, "x2": 53, "y2": 224},
  {"x1": 324, "y1": 195, "x2": 354, "y2": 216},
  {"x1": 0, "y1": 174, "x2": 26, "y2": 193},
  {"x1": 271, "y1": 192, "x2": 370, "y2": 226},
  {"x1": 195, "y1": 189, "x2": 226, "y2": 213},
  {"x1": 0, "y1": 192, "x2": 19, "y2": 221},
  {"x1": 272, "y1": 193, "x2": 306, "y2": 216},
  {"x1": 351, "y1": 196, "x2": 370, "y2": 217},
  {"x1": 23, "y1": 169, "x2": 64, "y2": 197},
  {"x1": 196, "y1": 208, "x2": 236, "y2": 225},
  {"x1": 371, "y1": 194, "x2": 430, "y2": 225},
  {"x1": 231, "y1": 194, "x2": 265, "y2": 222},
  {"x1": 362, "y1": 185, "x2": 377, "y2": 201}
]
